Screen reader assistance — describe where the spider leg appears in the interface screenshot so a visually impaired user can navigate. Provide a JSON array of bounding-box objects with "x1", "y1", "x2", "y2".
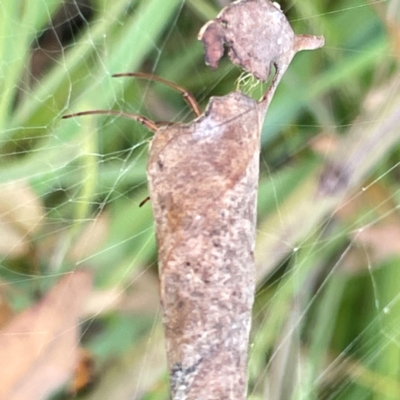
[
  {"x1": 139, "y1": 196, "x2": 151, "y2": 207},
  {"x1": 62, "y1": 110, "x2": 158, "y2": 132},
  {"x1": 112, "y1": 72, "x2": 202, "y2": 117}
]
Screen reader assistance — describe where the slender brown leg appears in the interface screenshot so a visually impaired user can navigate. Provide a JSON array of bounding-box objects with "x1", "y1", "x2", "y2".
[
  {"x1": 62, "y1": 110, "x2": 158, "y2": 132},
  {"x1": 139, "y1": 196, "x2": 150, "y2": 207},
  {"x1": 112, "y1": 72, "x2": 202, "y2": 117}
]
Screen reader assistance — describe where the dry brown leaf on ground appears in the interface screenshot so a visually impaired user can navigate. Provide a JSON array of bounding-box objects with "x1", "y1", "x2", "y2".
[{"x1": 0, "y1": 271, "x2": 92, "y2": 400}]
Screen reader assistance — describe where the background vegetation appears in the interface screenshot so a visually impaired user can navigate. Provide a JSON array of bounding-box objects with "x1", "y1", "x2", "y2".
[{"x1": 1, "y1": 0, "x2": 400, "y2": 399}]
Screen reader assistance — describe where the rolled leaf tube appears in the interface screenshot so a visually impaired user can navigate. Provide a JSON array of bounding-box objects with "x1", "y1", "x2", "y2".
[{"x1": 148, "y1": 92, "x2": 267, "y2": 399}]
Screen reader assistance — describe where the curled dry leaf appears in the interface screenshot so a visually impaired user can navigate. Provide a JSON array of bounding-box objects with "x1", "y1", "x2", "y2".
[
  {"x1": 148, "y1": 92, "x2": 265, "y2": 399},
  {"x1": 0, "y1": 271, "x2": 91, "y2": 400},
  {"x1": 199, "y1": 0, "x2": 324, "y2": 86}
]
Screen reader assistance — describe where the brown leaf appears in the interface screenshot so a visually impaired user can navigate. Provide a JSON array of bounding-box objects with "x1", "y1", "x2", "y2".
[
  {"x1": 0, "y1": 271, "x2": 92, "y2": 400},
  {"x1": 148, "y1": 91, "x2": 263, "y2": 399},
  {"x1": 198, "y1": 0, "x2": 324, "y2": 82}
]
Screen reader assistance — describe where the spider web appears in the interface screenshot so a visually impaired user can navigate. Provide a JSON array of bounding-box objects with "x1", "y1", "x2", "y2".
[{"x1": 1, "y1": 0, "x2": 399, "y2": 399}]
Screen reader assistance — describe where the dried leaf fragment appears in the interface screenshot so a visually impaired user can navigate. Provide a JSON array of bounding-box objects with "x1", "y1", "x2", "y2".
[
  {"x1": 199, "y1": 0, "x2": 324, "y2": 83},
  {"x1": 0, "y1": 271, "x2": 91, "y2": 400}
]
